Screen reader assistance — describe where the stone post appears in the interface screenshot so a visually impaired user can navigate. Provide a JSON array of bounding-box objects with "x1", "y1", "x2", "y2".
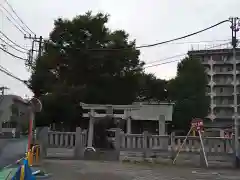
[
  {"x1": 74, "y1": 127, "x2": 82, "y2": 159},
  {"x1": 114, "y1": 128, "x2": 121, "y2": 160},
  {"x1": 170, "y1": 132, "x2": 176, "y2": 160},
  {"x1": 159, "y1": 115, "x2": 165, "y2": 135},
  {"x1": 87, "y1": 109, "x2": 95, "y2": 147},
  {"x1": 232, "y1": 134, "x2": 236, "y2": 167},
  {"x1": 143, "y1": 131, "x2": 149, "y2": 158},
  {"x1": 127, "y1": 118, "x2": 131, "y2": 133},
  {"x1": 38, "y1": 127, "x2": 48, "y2": 158}
]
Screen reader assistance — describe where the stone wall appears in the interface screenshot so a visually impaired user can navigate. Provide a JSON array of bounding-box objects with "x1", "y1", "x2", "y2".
[{"x1": 38, "y1": 127, "x2": 236, "y2": 167}]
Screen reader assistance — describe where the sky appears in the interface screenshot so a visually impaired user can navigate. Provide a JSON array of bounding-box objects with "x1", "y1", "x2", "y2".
[{"x1": 0, "y1": 0, "x2": 239, "y2": 98}]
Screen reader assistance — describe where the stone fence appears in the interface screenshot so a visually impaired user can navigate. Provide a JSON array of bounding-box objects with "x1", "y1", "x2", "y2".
[{"x1": 37, "y1": 127, "x2": 236, "y2": 167}]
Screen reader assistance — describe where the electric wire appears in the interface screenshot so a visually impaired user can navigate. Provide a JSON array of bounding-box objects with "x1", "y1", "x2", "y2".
[
  {"x1": 145, "y1": 38, "x2": 233, "y2": 65},
  {"x1": 156, "y1": 38, "x2": 231, "y2": 45},
  {"x1": 0, "y1": 30, "x2": 28, "y2": 51},
  {"x1": 50, "y1": 19, "x2": 229, "y2": 51},
  {"x1": 0, "y1": 19, "x2": 232, "y2": 89},
  {"x1": 0, "y1": 65, "x2": 26, "y2": 83},
  {"x1": 0, "y1": 36, "x2": 28, "y2": 54},
  {"x1": 4, "y1": 0, "x2": 35, "y2": 35},
  {"x1": 135, "y1": 20, "x2": 229, "y2": 49},
  {"x1": 143, "y1": 42, "x2": 231, "y2": 69},
  {"x1": 0, "y1": 46, "x2": 28, "y2": 60},
  {"x1": 0, "y1": 5, "x2": 26, "y2": 35}
]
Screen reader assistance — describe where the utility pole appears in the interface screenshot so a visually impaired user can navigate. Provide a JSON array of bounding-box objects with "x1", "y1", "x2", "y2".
[
  {"x1": 230, "y1": 17, "x2": 240, "y2": 167},
  {"x1": 24, "y1": 34, "x2": 43, "y2": 67},
  {"x1": 38, "y1": 36, "x2": 43, "y2": 59},
  {"x1": 24, "y1": 35, "x2": 43, "y2": 145},
  {"x1": 0, "y1": 86, "x2": 9, "y2": 95}
]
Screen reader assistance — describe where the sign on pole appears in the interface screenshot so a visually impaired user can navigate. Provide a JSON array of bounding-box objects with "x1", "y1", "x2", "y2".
[
  {"x1": 191, "y1": 118, "x2": 204, "y2": 131},
  {"x1": 173, "y1": 118, "x2": 208, "y2": 167}
]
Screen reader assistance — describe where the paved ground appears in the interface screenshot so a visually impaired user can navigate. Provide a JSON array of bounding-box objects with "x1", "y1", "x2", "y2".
[
  {"x1": 0, "y1": 138, "x2": 27, "y2": 168},
  {"x1": 43, "y1": 160, "x2": 240, "y2": 180}
]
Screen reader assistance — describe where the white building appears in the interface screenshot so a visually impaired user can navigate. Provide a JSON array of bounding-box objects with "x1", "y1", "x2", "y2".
[
  {"x1": 0, "y1": 95, "x2": 30, "y2": 133},
  {"x1": 188, "y1": 48, "x2": 240, "y2": 129}
]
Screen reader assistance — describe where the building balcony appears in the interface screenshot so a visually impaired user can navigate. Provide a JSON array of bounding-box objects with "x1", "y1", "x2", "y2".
[
  {"x1": 213, "y1": 71, "x2": 233, "y2": 75},
  {"x1": 202, "y1": 61, "x2": 211, "y2": 65},
  {"x1": 212, "y1": 59, "x2": 240, "y2": 65},
  {"x1": 214, "y1": 93, "x2": 233, "y2": 96},
  {"x1": 214, "y1": 82, "x2": 233, "y2": 86},
  {"x1": 213, "y1": 104, "x2": 234, "y2": 108},
  {"x1": 215, "y1": 114, "x2": 233, "y2": 119}
]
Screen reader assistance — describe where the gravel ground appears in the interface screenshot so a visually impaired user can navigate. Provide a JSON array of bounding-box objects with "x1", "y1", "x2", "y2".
[{"x1": 42, "y1": 160, "x2": 240, "y2": 180}]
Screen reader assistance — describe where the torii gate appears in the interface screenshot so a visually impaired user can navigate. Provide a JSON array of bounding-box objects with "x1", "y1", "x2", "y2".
[{"x1": 80, "y1": 102, "x2": 141, "y2": 147}]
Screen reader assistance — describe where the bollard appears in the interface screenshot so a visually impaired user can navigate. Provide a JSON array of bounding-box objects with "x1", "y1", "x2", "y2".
[
  {"x1": 32, "y1": 146, "x2": 35, "y2": 164},
  {"x1": 27, "y1": 150, "x2": 33, "y2": 166},
  {"x1": 30, "y1": 145, "x2": 40, "y2": 165}
]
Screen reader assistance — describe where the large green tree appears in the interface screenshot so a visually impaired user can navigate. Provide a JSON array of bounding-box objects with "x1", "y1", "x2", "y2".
[
  {"x1": 168, "y1": 57, "x2": 210, "y2": 133},
  {"x1": 29, "y1": 12, "x2": 146, "y2": 126},
  {"x1": 137, "y1": 73, "x2": 168, "y2": 102}
]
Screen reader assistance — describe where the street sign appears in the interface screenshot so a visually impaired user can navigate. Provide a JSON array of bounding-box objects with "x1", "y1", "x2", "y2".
[{"x1": 191, "y1": 118, "x2": 204, "y2": 131}]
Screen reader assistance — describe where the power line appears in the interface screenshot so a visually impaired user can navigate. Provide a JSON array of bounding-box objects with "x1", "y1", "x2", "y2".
[
  {"x1": 0, "y1": 45, "x2": 28, "y2": 60},
  {"x1": 0, "y1": 64, "x2": 15, "y2": 75},
  {"x1": 50, "y1": 19, "x2": 229, "y2": 51},
  {"x1": 0, "y1": 36, "x2": 27, "y2": 54},
  {"x1": 4, "y1": 0, "x2": 35, "y2": 35},
  {"x1": 145, "y1": 53, "x2": 187, "y2": 66},
  {"x1": 145, "y1": 38, "x2": 235, "y2": 65},
  {"x1": 143, "y1": 42, "x2": 231, "y2": 69},
  {"x1": 0, "y1": 64, "x2": 26, "y2": 83},
  {"x1": 0, "y1": 30, "x2": 28, "y2": 51},
  {"x1": 155, "y1": 38, "x2": 231, "y2": 45},
  {"x1": 135, "y1": 20, "x2": 229, "y2": 49},
  {"x1": 144, "y1": 59, "x2": 180, "y2": 69},
  {"x1": 0, "y1": 5, "x2": 26, "y2": 35}
]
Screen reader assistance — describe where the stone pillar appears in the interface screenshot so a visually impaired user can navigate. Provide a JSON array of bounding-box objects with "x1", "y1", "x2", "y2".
[
  {"x1": 170, "y1": 132, "x2": 176, "y2": 160},
  {"x1": 87, "y1": 109, "x2": 95, "y2": 147},
  {"x1": 106, "y1": 106, "x2": 113, "y2": 115},
  {"x1": 38, "y1": 127, "x2": 48, "y2": 158},
  {"x1": 143, "y1": 131, "x2": 149, "y2": 159},
  {"x1": 127, "y1": 117, "x2": 131, "y2": 134},
  {"x1": 74, "y1": 127, "x2": 82, "y2": 159},
  {"x1": 159, "y1": 115, "x2": 165, "y2": 135},
  {"x1": 125, "y1": 109, "x2": 131, "y2": 134},
  {"x1": 114, "y1": 128, "x2": 121, "y2": 160}
]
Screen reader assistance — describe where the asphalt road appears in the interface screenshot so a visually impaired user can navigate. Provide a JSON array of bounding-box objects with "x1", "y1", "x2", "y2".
[{"x1": 0, "y1": 138, "x2": 27, "y2": 169}]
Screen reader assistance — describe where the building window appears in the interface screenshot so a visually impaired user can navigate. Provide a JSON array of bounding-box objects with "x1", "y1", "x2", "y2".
[{"x1": 220, "y1": 88, "x2": 224, "y2": 93}]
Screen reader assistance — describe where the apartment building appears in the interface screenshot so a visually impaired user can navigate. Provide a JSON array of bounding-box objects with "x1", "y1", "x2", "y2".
[
  {"x1": 188, "y1": 48, "x2": 240, "y2": 129},
  {"x1": 0, "y1": 94, "x2": 30, "y2": 133}
]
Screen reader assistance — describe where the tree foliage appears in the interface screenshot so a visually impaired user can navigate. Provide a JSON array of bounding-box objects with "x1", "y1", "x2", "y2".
[
  {"x1": 29, "y1": 12, "x2": 166, "y2": 127},
  {"x1": 28, "y1": 11, "x2": 209, "y2": 134},
  {"x1": 137, "y1": 73, "x2": 168, "y2": 102},
  {"x1": 168, "y1": 57, "x2": 210, "y2": 133}
]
